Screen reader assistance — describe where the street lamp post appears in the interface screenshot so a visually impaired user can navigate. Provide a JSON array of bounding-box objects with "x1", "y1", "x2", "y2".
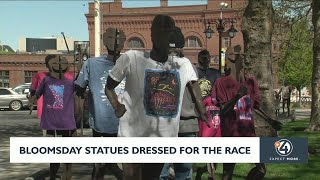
[{"x1": 203, "y1": 2, "x2": 238, "y2": 75}]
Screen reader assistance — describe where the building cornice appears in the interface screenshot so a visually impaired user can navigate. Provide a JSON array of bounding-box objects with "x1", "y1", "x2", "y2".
[{"x1": 85, "y1": 8, "x2": 240, "y2": 18}]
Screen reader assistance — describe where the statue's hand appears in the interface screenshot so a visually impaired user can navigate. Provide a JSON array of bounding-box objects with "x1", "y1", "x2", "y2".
[
  {"x1": 269, "y1": 118, "x2": 282, "y2": 131},
  {"x1": 28, "y1": 99, "x2": 34, "y2": 111},
  {"x1": 237, "y1": 85, "x2": 247, "y2": 98},
  {"x1": 115, "y1": 103, "x2": 127, "y2": 118},
  {"x1": 200, "y1": 112, "x2": 210, "y2": 128}
]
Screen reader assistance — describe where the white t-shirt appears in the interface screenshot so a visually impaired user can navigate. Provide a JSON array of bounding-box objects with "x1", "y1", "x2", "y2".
[{"x1": 109, "y1": 50, "x2": 198, "y2": 137}]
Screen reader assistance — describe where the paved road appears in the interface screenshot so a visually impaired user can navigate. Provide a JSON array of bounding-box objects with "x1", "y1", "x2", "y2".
[
  {"x1": 0, "y1": 110, "x2": 43, "y2": 180},
  {"x1": 0, "y1": 110, "x2": 117, "y2": 180}
]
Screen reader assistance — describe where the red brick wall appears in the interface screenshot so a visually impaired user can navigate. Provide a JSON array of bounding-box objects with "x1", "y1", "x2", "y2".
[
  {"x1": 0, "y1": 54, "x2": 74, "y2": 87},
  {"x1": 86, "y1": 0, "x2": 246, "y2": 64}
]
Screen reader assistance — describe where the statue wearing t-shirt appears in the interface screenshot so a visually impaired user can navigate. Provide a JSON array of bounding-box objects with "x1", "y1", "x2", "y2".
[
  {"x1": 211, "y1": 45, "x2": 267, "y2": 180},
  {"x1": 28, "y1": 55, "x2": 76, "y2": 180},
  {"x1": 278, "y1": 80, "x2": 293, "y2": 117},
  {"x1": 196, "y1": 49, "x2": 220, "y2": 86},
  {"x1": 105, "y1": 14, "x2": 208, "y2": 180},
  {"x1": 75, "y1": 27, "x2": 125, "y2": 180}
]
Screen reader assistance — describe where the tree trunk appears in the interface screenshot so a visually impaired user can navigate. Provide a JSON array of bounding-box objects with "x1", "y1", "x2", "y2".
[
  {"x1": 309, "y1": 0, "x2": 320, "y2": 131},
  {"x1": 242, "y1": 0, "x2": 277, "y2": 136}
]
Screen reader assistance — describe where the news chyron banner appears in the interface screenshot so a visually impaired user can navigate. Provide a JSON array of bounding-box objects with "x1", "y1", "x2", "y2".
[{"x1": 10, "y1": 137, "x2": 307, "y2": 163}]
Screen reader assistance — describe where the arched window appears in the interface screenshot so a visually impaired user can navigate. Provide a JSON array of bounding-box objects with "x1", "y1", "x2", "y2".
[
  {"x1": 185, "y1": 36, "x2": 202, "y2": 48},
  {"x1": 127, "y1": 37, "x2": 145, "y2": 48}
]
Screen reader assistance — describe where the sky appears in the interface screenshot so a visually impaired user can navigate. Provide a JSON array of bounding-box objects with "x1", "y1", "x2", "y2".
[{"x1": 0, "y1": 0, "x2": 207, "y2": 51}]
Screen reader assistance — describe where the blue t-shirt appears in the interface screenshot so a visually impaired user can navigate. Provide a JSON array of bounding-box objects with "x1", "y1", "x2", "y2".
[{"x1": 75, "y1": 56, "x2": 121, "y2": 134}]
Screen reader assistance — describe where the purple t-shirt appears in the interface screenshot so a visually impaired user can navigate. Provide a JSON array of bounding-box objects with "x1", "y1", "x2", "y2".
[{"x1": 36, "y1": 76, "x2": 76, "y2": 130}]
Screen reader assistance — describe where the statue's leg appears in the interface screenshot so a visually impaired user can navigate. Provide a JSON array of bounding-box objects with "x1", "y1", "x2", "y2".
[
  {"x1": 123, "y1": 163, "x2": 142, "y2": 180},
  {"x1": 91, "y1": 130, "x2": 123, "y2": 179},
  {"x1": 246, "y1": 163, "x2": 266, "y2": 180},
  {"x1": 46, "y1": 130, "x2": 61, "y2": 180},
  {"x1": 61, "y1": 130, "x2": 74, "y2": 180},
  {"x1": 49, "y1": 163, "x2": 60, "y2": 180},
  {"x1": 141, "y1": 163, "x2": 164, "y2": 180},
  {"x1": 61, "y1": 163, "x2": 72, "y2": 180},
  {"x1": 105, "y1": 163, "x2": 123, "y2": 180},
  {"x1": 92, "y1": 163, "x2": 105, "y2": 180},
  {"x1": 222, "y1": 163, "x2": 235, "y2": 180}
]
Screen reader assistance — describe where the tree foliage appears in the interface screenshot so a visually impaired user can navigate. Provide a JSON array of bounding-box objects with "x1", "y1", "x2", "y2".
[
  {"x1": 273, "y1": 0, "x2": 311, "y2": 27},
  {"x1": 272, "y1": 0, "x2": 312, "y2": 67},
  {"x1": 278, "y1": 18, "x2": 313, "y2": 91},
  {"x1": 0, "y1": 50, "x2": 15, "y2": 54}
]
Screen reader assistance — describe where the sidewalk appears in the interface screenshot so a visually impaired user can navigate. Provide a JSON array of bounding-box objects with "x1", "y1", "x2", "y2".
[
  {"x1": 277, "y1": 108, "x2": 310, "y2": 123},
  {"x1": 22, "y1": 128, "x2": 119, "y2": 180}
]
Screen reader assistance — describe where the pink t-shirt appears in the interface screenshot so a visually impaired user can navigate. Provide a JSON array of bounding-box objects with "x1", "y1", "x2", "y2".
[
  {"x1": 198, "y1": 96, "x2": 221, "y2": 137},
  {"x1": 31, "y1": 71, "x2": 74, "y2": 119}
]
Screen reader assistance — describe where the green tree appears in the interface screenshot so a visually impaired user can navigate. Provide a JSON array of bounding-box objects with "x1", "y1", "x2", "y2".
[
  {"x1": 0, "y1": 50, "x2": 14, "y2": 54},
  {"x1": 278, "y1": 18, "x2": 313, "y2": 105},
  {"x1": 309, "y1": 0, "x2": 320, "y2": 131}
]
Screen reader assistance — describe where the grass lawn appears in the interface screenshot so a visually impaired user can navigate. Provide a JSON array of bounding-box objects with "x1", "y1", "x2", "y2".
[{"x1": 193, "y1": 119, "x2": 320, "y2": 179}]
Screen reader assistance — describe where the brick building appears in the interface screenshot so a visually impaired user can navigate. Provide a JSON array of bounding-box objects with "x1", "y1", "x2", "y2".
[
  {"x1": 1, "y1": 0, "x2": 247, "y2": 87},
  {"x1": 0, "y1": 54, "x2": 75, "y2": 88},
  {"x1": 86, "y1": 0, "x2": 246, "y2": 64}
]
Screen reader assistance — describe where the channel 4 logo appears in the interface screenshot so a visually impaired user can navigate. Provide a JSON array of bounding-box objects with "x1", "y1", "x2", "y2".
[
  {"x1": 260, "y1": 137, "x2": 308, "y2": 163},
  {"x1": 274, "y1": 139, "x2": 293, "y2": 156}
]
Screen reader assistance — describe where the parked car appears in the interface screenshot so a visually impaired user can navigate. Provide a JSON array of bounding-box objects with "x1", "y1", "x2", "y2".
[
  {"x1": 12, "y1": 83, "x2": 31, "y2": 95},
  {"x1": 0, "y1": 87, "x2": 29, "y2": 111}
]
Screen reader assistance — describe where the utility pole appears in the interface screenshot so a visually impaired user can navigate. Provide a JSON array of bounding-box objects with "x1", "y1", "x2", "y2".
[{"x1": 94, "y1": 0, "x2": 101, "y2": 57}]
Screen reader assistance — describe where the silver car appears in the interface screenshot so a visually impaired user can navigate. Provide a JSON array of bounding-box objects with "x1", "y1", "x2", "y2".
[
  {"x1": 0, "y1": 87, "x2": 29, "y2": 111},
  {"x1": 12, "y1": 83, "x2": 31, "y2": 95}
]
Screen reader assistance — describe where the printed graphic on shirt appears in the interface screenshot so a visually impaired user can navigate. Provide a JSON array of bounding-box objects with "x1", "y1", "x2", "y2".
[
  {"x1": 208, "y1": 106, "x2": 220, "y2": 129},
  {"x1": 100, "y1": 70, "x2": 126, "y2": 104},
  {"x1": 234, "y1": 95, "x2": 252, "y2": 121},
  {"x1": 115, "y1": 79, "x2": 126, "y2": 96},
  {"x1": 144, "y1": 70, "x2": 180, "y2": 117},
  {"x1": 100, "y1": 70, "x2": 109, "y2": 103},
  {"x1": 199, "y1": 78, "x2": 212, "y2": 98},
  {"x1": 48, "y1": 85, "x2": 64, "y2": 109}
]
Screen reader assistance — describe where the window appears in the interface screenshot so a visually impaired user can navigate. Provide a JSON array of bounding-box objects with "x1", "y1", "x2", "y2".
[
  {"x1": 0, "y1": 89, "x2": 11, "y2": 95},
  {"x1": 185, "y1": 36, "x2": 202, "y2": 48},
  {"x1": 127, "y1": 37, "x2": 145, "y2": 49},
  {"x1": 0, "y1": 71, "x2": 9, "y2": 88},
  {"x1": 223, "y1": 37, "x2": 230, "y2": 49},
  {"x1": 24, "y1": 71, "x2": 37, "y2": 83}
]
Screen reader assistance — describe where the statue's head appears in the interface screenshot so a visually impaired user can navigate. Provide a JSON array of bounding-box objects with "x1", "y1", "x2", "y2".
[
  {"x1": 225, "y1": 45, "x2": 244, "y2": 81},
  {"x1": 168, "y1": 26, "x2": 185, "y2": 57},
  {"x1": 103, "y1": 27, "x2": 126, "y2": 61},
  {"x1": 45, "y1": 54, "x2": 69, "y2": 79},
  {"x1": 150, "y1": 14, "x2": 176, "y2": 62},
  {"x1": 198, "y1": 50, "x2": 211, "y2": 68}
]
